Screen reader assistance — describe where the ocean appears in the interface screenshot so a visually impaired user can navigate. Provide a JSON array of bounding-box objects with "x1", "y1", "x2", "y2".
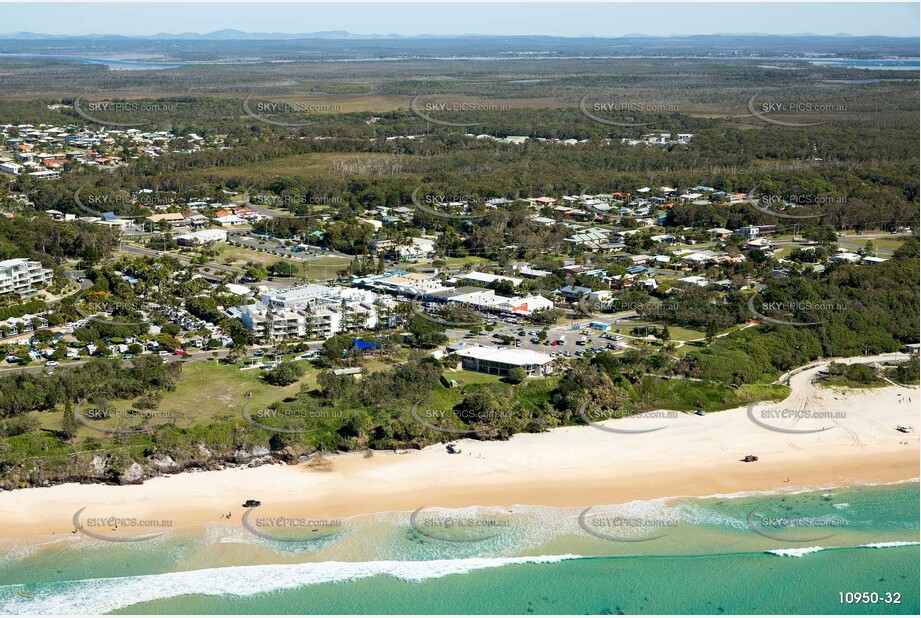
[
  {"x1": 1, "y1": 482, "x2": 917, "y2": 615},
  {"x1": 0, "y1": 54, "x2": 185, "y2": 70}
]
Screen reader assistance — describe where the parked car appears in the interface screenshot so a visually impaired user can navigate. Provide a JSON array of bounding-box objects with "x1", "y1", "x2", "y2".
[{"x1": 45, "y1": 360, "x2": 59, "y2": 367}]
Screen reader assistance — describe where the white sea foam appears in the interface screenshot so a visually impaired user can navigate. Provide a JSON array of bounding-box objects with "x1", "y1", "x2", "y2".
[
  {"x1": 673, "y1": 477, "x2": 919, "y2": 503},
  {"x1": 766, "y1": 546, "x2": 827, "y2": 557},
  {"x1": 832, "y1": 502, "x2": 850, "y2": 510},
  {"x1": 0, "y1": 554, "x2": 581, "y2": 615},
  {"x1": 767, "y1": 540, "x2": 920, "y2": 558},
  {"x1": 861, "y1": 541, "x2": 920, "y2": 549}
]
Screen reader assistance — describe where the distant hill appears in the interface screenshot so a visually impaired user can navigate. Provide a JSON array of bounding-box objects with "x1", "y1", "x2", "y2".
[{"x1": 0, "y1": 32, "x2": 916, "y2": 63}]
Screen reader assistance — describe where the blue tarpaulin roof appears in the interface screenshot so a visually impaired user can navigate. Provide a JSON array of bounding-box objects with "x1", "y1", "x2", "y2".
[{"x1": 352, "y1": 339, "x2": 381, "y2": 350}]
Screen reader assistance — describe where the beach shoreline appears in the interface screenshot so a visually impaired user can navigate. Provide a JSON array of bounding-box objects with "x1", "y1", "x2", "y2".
[{"x1": 1, "y1": 356, "x2": 918, "y2": 540}]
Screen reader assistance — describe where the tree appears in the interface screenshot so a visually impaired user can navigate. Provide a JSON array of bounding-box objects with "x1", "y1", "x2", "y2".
[
  {"x1": 507, "y1": 367, "x2": 528, "y2": 384},
  {"x1": 228, "y1": 340, "x2": 248, "y2": 364},
  {"x1": 264, "y1": 361, "x2": 305, "y2": 386},
  {"x1": 269, "y1": 260, "x2": 297, "y2": 277},
  {"x1": 407, "y1": 315, "x2": 448, "y2": 348},
  {"x1": 705, "y1": 321, "x2": 718, "y2": 345},
  {"x1": 61, "y1": 399, "x2": 78, "y2": 441},
  {"x1": 661, "y1": 326, "x2": 671, "y2": 342},
  {"x1": 320, "y1": 334, "x2": 353, "y2": 366}
]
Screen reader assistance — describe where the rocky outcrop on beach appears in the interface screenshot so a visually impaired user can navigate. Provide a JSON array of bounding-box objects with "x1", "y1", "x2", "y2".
[
  {"x1": 120, "y1": 462, "x2": 145, "y2": 484},
  {"x1": 0, "y1": 442, "x2": 316, "y2": 491}
]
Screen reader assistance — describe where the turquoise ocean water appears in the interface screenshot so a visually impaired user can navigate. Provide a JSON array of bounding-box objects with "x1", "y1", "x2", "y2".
[{"x1": 1, "y1": 482, "x2": 918, "y2": 614}]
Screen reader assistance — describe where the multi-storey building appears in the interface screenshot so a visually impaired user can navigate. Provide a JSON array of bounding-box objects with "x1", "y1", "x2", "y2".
[
  {"x1": 228, "y1": 284, "x2": 397, "y2": 342},
  {"x1": 0, "y1": 258, "x2": 53, "y2": 295}
]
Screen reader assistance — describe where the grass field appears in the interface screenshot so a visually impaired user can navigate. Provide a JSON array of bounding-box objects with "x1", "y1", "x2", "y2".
[
  {"x1": 216, "y1": 243, "x2": 353, "y2": 280},
  {"x1": 836, "y1": 237, "x2": 905, "y2": 255},
  {"x1": 443, "y1": 256, "x2": 493, "y2": 268},
  {"x1": 615, "y1": 320, "x2": 707, "y2": 342},
  {"x1": 177, "y1": 152, "x2": 413, "y2": 182}
]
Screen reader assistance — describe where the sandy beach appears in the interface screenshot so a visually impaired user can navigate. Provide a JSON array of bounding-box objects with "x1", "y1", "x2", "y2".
[{"x1": 1, "y1": 355, "x2": 918, "y2": 539}]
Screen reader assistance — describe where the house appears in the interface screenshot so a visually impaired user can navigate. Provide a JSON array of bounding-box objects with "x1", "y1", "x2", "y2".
[
  {"x1": 677, "y1": 275, "x2": 709, "y2": 287},
  {"x1": 746, "y1": 238, "x2": 774, "y2": 251},
  {"x1": 734, "y1": 225, "x2": 777, "y2": 239},
  {"x1": 829, "y1": 252, "x2": 861, "y2": 263},
  {"x1": 625, "y1": 254, "x2": 653, "y2": 265},
  {"x1": 516, "y1": 266, "x2": 552, "y2": 279},
  {"x1": 147, "y1": 212, "x2": 186, "y2": 226},
  {"x1": 564, "y1": 228, "x2": 610, "y2": 250},
  {"x1": 680, "y1": 250, "x2": 719, "y2": 265},
  {"x1": 215, "y1": 214, "x2": 247, "y2": 227},
  {"x1": 556, "y1": 285, "x2": 593, "y2": 300},
  {"x1": 371, "y1": 237, "x2": 436, "y2": 260},
  {"x1": 28, "y1": 170, "x2": 60, "y2": 180}
]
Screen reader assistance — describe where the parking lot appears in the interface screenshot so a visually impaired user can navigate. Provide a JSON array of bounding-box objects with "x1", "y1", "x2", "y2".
[
  {"x1": 447, "y1": 311, "x2": 642, "y2": 358},
  {"x1": 230, "y1": 233, "x2": 338, "y2": 260}
]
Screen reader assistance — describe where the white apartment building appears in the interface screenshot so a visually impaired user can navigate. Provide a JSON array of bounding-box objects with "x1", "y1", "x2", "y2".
[
  {"x1": 0, "y1": 258, "x2": 53, "y2": 296},
  {"x1": 228, "y1": 284, "x2": 396, "y2": 341}
]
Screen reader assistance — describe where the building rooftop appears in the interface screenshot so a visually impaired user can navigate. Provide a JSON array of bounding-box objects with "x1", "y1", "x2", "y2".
[{"x1": 454, "y1": 345, "x2": 553, "y2": 366}]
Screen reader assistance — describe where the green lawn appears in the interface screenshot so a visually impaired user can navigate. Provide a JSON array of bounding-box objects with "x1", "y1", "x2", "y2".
[
  {"x1": 443, "y1": 256, "x2": 493, "y2": 268},
  {"x1": 215, "y1": 243, "x2": 352, "y2": 280},
  {"x1": 612, "y1": 320, "x2": 707, "y2": 342},
  {"x1": 835, "y1": 237, "x2": 905, "y2": 256}
]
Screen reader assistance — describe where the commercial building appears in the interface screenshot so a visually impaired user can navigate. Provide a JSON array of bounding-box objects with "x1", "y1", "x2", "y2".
[
  {"x1": 453, "y1": 345, "x2": 554, "y2": 377},
  {"x1": 175, "y1": 229, "x2": 228, "y2": 246},
  {"x1": 456, "y1": 271, "x2": 523, "y2": 288}
]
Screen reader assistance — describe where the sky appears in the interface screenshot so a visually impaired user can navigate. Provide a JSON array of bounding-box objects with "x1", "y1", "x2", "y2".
[{"x1": 2, "y1": 2, "x2": 919, "y2": 37}]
